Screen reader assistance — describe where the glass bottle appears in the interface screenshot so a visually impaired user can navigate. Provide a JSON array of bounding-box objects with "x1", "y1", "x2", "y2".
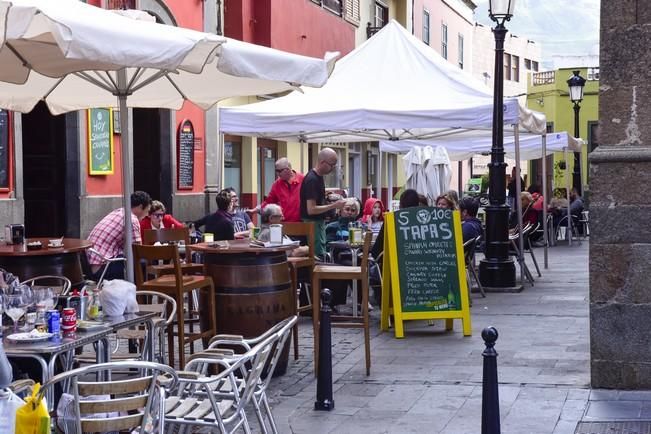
[{"x1": 87, "y1": 288, "x2": 102, "y2": 320}]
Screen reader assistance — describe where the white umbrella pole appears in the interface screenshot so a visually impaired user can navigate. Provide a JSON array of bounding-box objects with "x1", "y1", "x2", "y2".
[
  {"x1": 514, "y1": 125, "x2": 524, "y2": 286},
  {"x1": 118, "y1": 69, "x2": 134, "y2": 282},
  {"x1": 565, "y1": 147, "x2": 572, "y2": 246},
  {"x1": 542, "y1": 134, "x2": 548, "y2": 269}
]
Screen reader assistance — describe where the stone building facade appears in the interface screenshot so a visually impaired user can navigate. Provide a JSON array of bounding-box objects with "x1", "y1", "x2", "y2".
[{"x1": 589, "y1": 0, "x2": 651, "y2": 389}]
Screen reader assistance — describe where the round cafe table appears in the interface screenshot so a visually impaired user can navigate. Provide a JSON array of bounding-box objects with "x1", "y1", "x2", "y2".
[
  {"x1": 191, "y1": 239, "x2": 297, "y2": 376},
  {"x1": 0, "y1": 238, "x2": 93, "y2": 285}
]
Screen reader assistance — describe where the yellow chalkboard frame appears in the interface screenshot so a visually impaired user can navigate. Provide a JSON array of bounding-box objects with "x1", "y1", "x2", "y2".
[
  {"x1": 380, "y1": 210, "x2": 472, "y2": 338},
  {"x1": 87, "y1": 108, "x2": 115, "y2": 175}
]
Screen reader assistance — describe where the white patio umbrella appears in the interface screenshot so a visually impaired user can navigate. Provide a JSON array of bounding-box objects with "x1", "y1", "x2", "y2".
[
  {"x1": 0, "y1": 0, "x2": 337, "y2": 280},
  {"x1": 403, "y1": 145, "x2": 451, "y2": 205},
  {"x1": 424, "y1": 145, "x2": 452, "y2": 202}
]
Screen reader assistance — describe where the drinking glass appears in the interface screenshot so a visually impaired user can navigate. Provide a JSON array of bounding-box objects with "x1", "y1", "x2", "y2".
[
  {"x1": 5, "y1": 294, "x2": 28, "y2": 332},
  {"x1": 35, "y1": 287, "x2": 58, "y2": 311}
]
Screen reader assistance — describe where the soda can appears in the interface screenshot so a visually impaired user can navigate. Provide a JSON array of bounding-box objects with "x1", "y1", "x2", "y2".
[
  {"x1": 46, "y1": 310, "x2": 61, "y2": 335},
  {"x1": 61, "y1": 307, "x2": 77, "y2": 334}
]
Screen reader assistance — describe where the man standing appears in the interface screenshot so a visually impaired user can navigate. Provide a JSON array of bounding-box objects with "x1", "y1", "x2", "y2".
[
  {"x1": 87, "y1": 190, "x2": 152, "y2": 281},
  {"x1": 251, "y1": 157, "x2": 304, "y2": 222},
  {"x1": 300, "y1": 147, "x2": 346, "y2": 257}
]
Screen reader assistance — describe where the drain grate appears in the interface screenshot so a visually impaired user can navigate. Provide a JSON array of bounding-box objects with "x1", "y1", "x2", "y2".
[{"x1": 575, "y1": 422, "x2": 651, "y2": 434}]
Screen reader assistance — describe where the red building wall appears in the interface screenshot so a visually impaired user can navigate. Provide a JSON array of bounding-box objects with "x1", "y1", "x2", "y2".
[
  {"x1": 225, "y1": 0, "x2": 355, "y2": 57},
  {"x1": 85, "y1": 0, "x2": 206, "y2": 198}
]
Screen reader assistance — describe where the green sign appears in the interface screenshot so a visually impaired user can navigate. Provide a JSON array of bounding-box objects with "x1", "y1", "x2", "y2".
[
  {"x1": 88, "y1": 108, "x2": 114, "y2": 175},
  {"x1": 393, "y1": 207, "x2": 463, "y2": 312}
]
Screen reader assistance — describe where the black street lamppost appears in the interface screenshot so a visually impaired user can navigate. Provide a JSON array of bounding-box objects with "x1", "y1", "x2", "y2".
[
  {"x1": 479, "y1": 0, "x2": 518, "y2": 289},
  {"x1": 567, "y1": 70, "x2": 586, "y2": 195}
]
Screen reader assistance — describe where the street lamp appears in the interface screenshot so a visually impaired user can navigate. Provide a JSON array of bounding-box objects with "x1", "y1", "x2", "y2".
[
  {"x1": 479, "y1": 0, "x2": 517, "y2": 290},
  {"x1": 567, "y1": 70, "x2": 586, "y2": 195}
]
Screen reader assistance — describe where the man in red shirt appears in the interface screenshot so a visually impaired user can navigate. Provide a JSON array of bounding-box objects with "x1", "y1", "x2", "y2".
[{"x1": 251, "y1": 157, "x2": 304, "y2": 222}]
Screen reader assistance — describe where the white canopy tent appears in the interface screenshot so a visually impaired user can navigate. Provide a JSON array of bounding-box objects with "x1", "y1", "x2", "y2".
[
  {"x1": 0, "y1": 0, "x2": 337, "y2": 281},
  {"x1": 219, "y1": 20, "x2": 541, "y2": 142}
]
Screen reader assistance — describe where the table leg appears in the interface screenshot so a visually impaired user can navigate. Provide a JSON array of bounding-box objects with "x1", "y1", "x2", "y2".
[{"x1": 352, "y1": 247, "x2": 358, "y2": 318}]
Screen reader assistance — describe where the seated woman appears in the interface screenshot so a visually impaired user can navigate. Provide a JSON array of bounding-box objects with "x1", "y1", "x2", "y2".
[
  {"x1": 325, "y1": 198, "x2": 360, "y2": 243},
  {"x1": 140, "y1": 200, "x2": 184, "y2": 239},
  {"x1": 435, "y1": 194, "x2": 457, "y2": 210},
  {"x1": 509, "y1": 191, "x2": 538, "y2": 233},
  {"x1": 360, "y1": 198, "x2": 385, "y2": 235},
  {"x1": 193, "y1": 190, "x2": 234, "y2": 241}
]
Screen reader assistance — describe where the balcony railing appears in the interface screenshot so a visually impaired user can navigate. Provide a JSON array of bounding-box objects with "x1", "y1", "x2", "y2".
[{"x1": 532, "y1": 71, "x2": 555, "y2": 86}]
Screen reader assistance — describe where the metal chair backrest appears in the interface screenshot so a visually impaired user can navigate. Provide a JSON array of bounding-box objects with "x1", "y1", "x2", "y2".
[
  {"x1": 132, "y1": 244, "x2": 183, "y2": 287},
  {"x1": 135, "y1": 290, "x2": 177, "y2": 329},
  {"x1": 258, "y1": 316, "x2": 297, "y2": 391},
  {"x1": 237, "y1": 334, "x2": 279, "y2": 410},
  {"x1": 39, "y1": 361, "x2": 178, "y2": 434},
  {"x1": 21, "y1": 275, "x2": 72, "y2": 296},
  {"x1": 462, "y1": 237, "x2": 478, "y2": 266},
  {"x1": 142, "y1": 227, "x2": 190, "y2": 246},
  {"x1": 282, "y1": 222, "x2": 315, "y2": 260}
]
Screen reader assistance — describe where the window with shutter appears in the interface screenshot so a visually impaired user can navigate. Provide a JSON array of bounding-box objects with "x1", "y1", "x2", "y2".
[{"x1": 343, "y1": 0, "x2": 360, "y2": 25}]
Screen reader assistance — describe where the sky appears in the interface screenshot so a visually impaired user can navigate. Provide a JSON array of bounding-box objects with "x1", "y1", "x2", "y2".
[{"x1": 473, "y1": 0, "x2": 600, "y2": 67}]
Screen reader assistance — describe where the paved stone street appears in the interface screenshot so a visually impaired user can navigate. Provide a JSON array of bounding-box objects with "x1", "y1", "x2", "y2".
[{"x1": 260, "y1": 241, "x2": 631, "y2": 434}]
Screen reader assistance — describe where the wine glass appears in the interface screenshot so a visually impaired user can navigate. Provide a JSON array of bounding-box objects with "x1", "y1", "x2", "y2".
[
  {"x1": 5, "y1": 294, "x2": 28, "y2": 332},
  {"x1": 34, "y1": 287, "x2": 57, "y2": 311}
]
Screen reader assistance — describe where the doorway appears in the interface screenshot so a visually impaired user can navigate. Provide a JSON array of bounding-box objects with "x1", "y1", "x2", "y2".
[
  {"x1": 349, "y1": 152, "x2": 361, "y2": 199},
  {"x1": 21, "y1": 102, "x2": 67, "y2": 237},
  {"x1": 133, "y1": 108, "x2": 172, "y2": 208}
]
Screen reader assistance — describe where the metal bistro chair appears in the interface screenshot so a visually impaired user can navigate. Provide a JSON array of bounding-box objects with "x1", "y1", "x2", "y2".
[
  {"x1": 21, "y1": 275, "x2": 72, "y2": 296},
  {"x1": 523, "y1": 222, "x2": 542, "y2": 277},
  {"x1": 39, "y1": 361, "x2": 178, "y2": 434},
  {"x1": 509, "y1": 224, "x2": 535, "y2": 286},
  {"x1": 312, "y1": 231, "x2": 373, "y2": 376},
  {"x1": 203, "y1": 315, "x2": 298, "y2": 434},
  {"x1": 164, "y1": 332, "x2": 279, "y2": 434},
  {"x1": 463, "y1": 235, "x2": 485, "y2": 299},
  {"x1": 108, "y1": 290, "x2": 178, "y2": 363},
  {"x1": 281, "y1": 222, "x2": 315, "y2": 360}
]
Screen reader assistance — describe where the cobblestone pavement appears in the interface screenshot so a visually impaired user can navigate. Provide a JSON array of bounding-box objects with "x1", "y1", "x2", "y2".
[{"x1": 263, "y1": 242, "x2": 593, "y2": 434}]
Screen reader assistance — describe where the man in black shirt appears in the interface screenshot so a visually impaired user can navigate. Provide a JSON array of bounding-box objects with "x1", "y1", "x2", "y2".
[
  {"x1": 300, "y1": 147, "x2": 346, "y2": 257},
  {"x1": 193, "y1": 190, "x2": 234, "y2": 241}
]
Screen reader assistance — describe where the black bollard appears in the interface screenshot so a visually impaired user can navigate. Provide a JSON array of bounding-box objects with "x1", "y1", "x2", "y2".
[
  {"x1": 314, "y1": 288, "x2": 334, "y2": 411},
  {"x1": 481, "y1": 326, "x2": 500, "y2": 434}
]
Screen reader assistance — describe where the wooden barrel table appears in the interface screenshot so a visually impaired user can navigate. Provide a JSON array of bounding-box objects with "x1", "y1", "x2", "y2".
[
  {"x1": 0, "y1": 238, "x2": 93, "y2": 285},
  {"x1": 192, "y1": 240, "x2": 297, "y2": 376}
]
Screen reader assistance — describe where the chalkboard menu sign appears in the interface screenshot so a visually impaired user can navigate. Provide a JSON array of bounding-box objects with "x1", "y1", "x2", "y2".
[
  {"x1": 0, "y1": 110, "x2": 8, "y2": 189},
  {"x1": 177, "y1": 119, "x2": 194, "y2": 190},
  {"x1": 380, "y1": 208, "x2": 472, "y2": 338},
  {"x1": 87, "y1": 108, "x2": 114, "y2": 175}
]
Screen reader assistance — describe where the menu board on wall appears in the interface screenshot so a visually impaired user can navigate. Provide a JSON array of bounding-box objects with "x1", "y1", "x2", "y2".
[
  {"x1": 88, "y1": 108, "x2": 114, "y2": 175},
  {"x1": 177, "y1": 119, "x2": 194, "y2": 190},
  {"x1": 0, "y1": 110, "x2": 8, "y2": 189},
  {"x1": 380, "y1": 207, "x2": 472, "y2": 338}
]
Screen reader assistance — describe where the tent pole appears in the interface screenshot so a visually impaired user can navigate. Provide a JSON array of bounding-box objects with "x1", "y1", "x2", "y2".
[
  {"x1": 542, "y1": 134, "x2": 548, "y2": 269},
  {"x1": 514, "y1": 125, "x2": 524, "y2": 286},
  {"x1": 565, "y1": 147, "x2": 572, "y2": 246},
  {"x1": 458, "y1": 161, "x2": 463, "y2": 195},
  {"x1": 378, "y1": 148, "x2": 382, "y2": 200},
  {"x1": 117, "y1": 69, "x2": 135, "y2": 282}
]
